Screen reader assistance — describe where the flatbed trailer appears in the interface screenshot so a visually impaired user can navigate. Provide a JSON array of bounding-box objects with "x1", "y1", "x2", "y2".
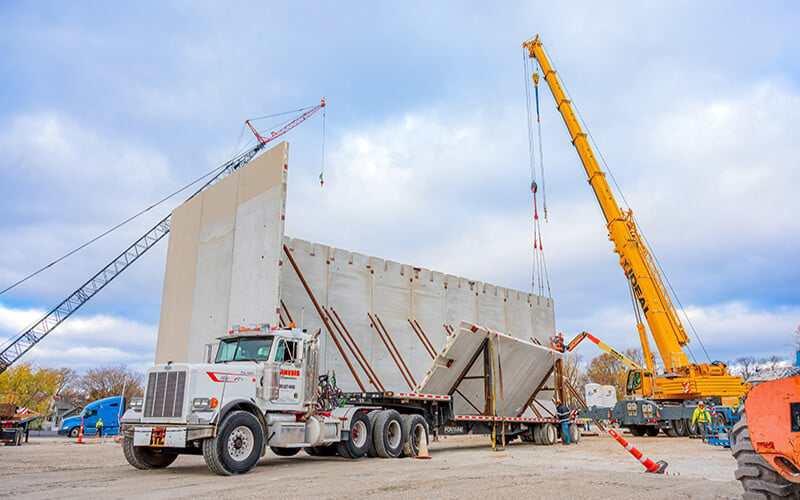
[
  {"x1": 1, "y1": 414, "x2": 44, "y2": 446},
  {"x1": 345, "y1": 391, "x2": 582, "y2": 446}
]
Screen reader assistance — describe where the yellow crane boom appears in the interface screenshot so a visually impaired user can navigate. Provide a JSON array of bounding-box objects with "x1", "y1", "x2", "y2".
[{"x1": 524, "y1": 35, "x2": 746, "y2": 403}]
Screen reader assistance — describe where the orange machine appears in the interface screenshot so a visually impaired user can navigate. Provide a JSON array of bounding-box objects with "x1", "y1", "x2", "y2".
[{"x1": 731, "y1": 369, "x2": 800, "y2": 497}]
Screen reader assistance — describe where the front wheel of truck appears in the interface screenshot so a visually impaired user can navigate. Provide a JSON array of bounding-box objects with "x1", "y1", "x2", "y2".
[
  {"x1": 123, "y1": 436, "x2": 178, "y2": 469},
  {"x1": 203, "y1": 411, "x2": 264, "y2": 475}
]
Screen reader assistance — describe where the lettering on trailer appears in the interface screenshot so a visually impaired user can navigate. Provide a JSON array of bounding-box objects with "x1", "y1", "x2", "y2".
[
  {"x1": 622, "y1": 258, "x2": 649, "y2": 314},
  {"x1": 280, "y1": 369, "x2": 300, "y2": 377},
  {"x1": 443, "y1": 425, "x2": 466, "y2": 434},
  {"x1": 206, "y1": 372, "x2": 256, "y2": 383}
]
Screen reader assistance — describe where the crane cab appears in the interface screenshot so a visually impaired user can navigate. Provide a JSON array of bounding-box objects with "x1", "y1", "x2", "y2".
[{"x1": 625, "y1": 369, "x2": 654, "y2": 399}]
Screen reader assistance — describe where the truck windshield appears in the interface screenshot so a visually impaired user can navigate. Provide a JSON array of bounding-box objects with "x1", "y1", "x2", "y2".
[{"x1": 215, "y1": 336, "x2": 274, "y2": 363}]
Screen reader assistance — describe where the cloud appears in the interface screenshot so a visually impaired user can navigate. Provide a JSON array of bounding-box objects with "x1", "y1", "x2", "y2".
[{"x1": 0, "y1": 301, "x2": 157, "y2": 373}]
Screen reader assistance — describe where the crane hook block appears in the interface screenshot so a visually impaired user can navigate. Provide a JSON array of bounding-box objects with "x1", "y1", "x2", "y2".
[
  {"x1": 531, "y1": 180, "x2": 538, "y2": 194},
  {"x1": 532, "y1": 73, "x2": 540, "y2": 85}
]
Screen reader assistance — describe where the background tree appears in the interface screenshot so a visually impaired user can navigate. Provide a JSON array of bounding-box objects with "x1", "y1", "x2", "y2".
[
  {"x1": 585, "y1": 348, "x2": 643, "y2": 399},
  {"x1": 78, "y1": 364, "x2": 144, "y2": 401},
  {"x1": 561, "y1": 353, "x2": 588, "y2": 407},
  {"x1": 0, "y1": 363, "x2": 67, "y2": 415}
]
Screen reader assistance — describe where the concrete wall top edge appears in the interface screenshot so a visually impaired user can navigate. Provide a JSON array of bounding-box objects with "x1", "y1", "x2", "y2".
[{"x1": 285, "y1": 236, "x2": 552, "y2": 310}]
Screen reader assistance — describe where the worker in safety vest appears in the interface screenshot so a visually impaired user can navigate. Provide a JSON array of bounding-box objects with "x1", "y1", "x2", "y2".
[
  {"x1": 691, "y1": 402, "x2": 708, "y2": 442},
  {"x1": 95, "y1": 418, "x2": 104, "y2": 439}
]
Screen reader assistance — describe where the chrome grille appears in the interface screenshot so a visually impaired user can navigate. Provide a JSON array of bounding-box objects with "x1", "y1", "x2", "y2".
[{"x1": 144, "y1": 370, "x2": 186, "y2": 418}]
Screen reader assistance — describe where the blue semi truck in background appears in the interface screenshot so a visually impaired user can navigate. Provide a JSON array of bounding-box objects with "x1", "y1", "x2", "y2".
[{"x1": 59, "y1": 396, "x2": 125, "y2": 438}]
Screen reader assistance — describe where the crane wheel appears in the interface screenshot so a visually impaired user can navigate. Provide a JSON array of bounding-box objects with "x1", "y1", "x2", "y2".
[{"x1": 731, "y1": 410, "x2": 800, "y2": 499}]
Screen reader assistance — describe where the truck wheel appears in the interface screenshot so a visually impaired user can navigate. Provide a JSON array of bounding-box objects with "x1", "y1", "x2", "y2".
[
  {"x1": 686, "y1": 418, "x2": 698, "y2": 436},
  {"x1": 373, "y1": 409, "x2": 405, "y2": 458},
  {"x1": 532, "y1": 425, "x2": 543, "y2": 445},
  {"x1": 305, "y1": 443, "x2": 337, "y2": 456},
  {"x1": 671, "y1": 419, "x2": 686, "y2": 437},
  {"x1": 521, "y1": 424, "x2": 536, "y2": 442},
  {"x1": 366, "y1": 411, "x2": 381, "y2": 457},
  {"x1": 629, "y1": 425, "x2": 645, "y2": 437},
  {"x1": 645, "y1": 426, "x2": 660, "y2": 437},
  {"x1": 202, "y1": 411, "x2": 263, "y2": 475},
  {"x1": 122, "y1": 435, "x2": 178, "y2": 469},
  {"x1": 401, "y1": 414, "x2": 429, "y2": 457},
  {"x1": 337, "y1": 410, "x2": 371, "y2": 459},
  {"x1": 731, "y1": 410, "x2": 799, "y2": 499},
  {"x1": 568, "y1": 423, "x2": 580, "y2": 444},
  {"x1": 540, "y1": 423, "x2": 557, "y2": 445},
  {"x1": 271, "y1": 446, "x2": 301, "y2": 457},
  {"x1": 68, "y1": 427, "x2": 80, "y2": 438}
]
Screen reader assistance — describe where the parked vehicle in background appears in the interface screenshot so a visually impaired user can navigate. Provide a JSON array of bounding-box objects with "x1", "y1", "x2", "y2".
[
  {"x1": 1, "y1": 395, "x2": 44, "y2": 445},
  {"x1": 59, "y1": 396, "x2": 125, "y2": 438}
]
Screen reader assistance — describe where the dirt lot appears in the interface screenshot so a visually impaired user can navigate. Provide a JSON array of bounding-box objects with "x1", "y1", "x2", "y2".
[{"x1": 1, "y1": 432, "x2": 742, "y2": 499}]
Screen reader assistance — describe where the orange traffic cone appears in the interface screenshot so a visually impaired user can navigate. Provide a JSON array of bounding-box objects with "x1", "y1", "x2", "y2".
[
  {"x1": 607, "y1": 429, "x2": 667, "y2": 473},
  {"x1": 77, "y1": 426, "x2": 83, "y2": 444},
  {"x1": 415, "y1": 428, "x2": 432, "y2": 459}
]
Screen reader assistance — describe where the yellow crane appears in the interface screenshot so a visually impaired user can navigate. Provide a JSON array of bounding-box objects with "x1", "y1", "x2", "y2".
[{"x1": 524, "y1": 35, "x2": 747, "y2": 435}]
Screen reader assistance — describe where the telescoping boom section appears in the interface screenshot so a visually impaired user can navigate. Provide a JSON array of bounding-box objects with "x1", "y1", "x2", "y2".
[{"x1": 523, "y1": 36, "x2": 746, "y2": 404}]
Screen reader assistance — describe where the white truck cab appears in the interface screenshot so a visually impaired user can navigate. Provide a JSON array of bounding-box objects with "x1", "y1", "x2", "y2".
[{"x1": 121, "y1": 324, "x2": 361, "y2": 475}]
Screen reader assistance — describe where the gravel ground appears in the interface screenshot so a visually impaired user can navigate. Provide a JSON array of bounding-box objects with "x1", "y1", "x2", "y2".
[{"x1": 1, "y1": 432, "x2": 743, "y2": 499}]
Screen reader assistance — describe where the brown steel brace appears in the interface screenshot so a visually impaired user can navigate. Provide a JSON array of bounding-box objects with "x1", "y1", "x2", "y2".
[{"x1": 282, "y1": 244, "x2": 365, "y2": 391}]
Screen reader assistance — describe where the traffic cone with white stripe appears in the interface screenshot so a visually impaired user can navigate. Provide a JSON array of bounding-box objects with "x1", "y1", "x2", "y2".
[
  {"x1": 77, "y1": 425, "x2": 83, "y2": 444},
  {"x1": 415, "y1": 428, "x2": 432, "y2": 459},
  {"x1": 607, "y1": 429, "x2": 667, "y2": 473}
]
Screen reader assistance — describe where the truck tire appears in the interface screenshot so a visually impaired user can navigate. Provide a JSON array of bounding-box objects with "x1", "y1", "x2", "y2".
[
  {"x1": 305, "y1": 444, "x2": 337, "y2": 456},
  {"x1": 540, "y1": 423, "x2": 557, "y2": 445},
  {"x1": 122, "y1": 435, "x2": 178, "y2": 469},
  {"x1": 629, "y1": 425, "x2": 645, "y2": 437},
  {"x1": 372, "y1": 409, "x2": 405, "y2": 458},
  {"x1": 645, "y1": 426, "x2": 660, "y2": 437},
  {"x1": 671, "y1": 419, "x2": 686, "y2": 437},
  {"x1": 731, "y1": 410, "x2": 799, "y2": 499},
  {"x1": 401, "y1": 414, "x2": 429, "y2": 457},
  {"x1": 686, "y1": 418, "x2": 698, "y2": 436},
  {"x1": 521, "y1": 424, "x2": 536, "y2": 442},
  {"x1": 68, "y1": 427, "x2": 80, "y2": 438},
  {"x1": 271, "y1": 446, "x2": 301, "y2": 457},
  {"x1": 202, "y1": 410, "x2": 263, "y2": 475},
  {"x1": 366, "y1": 410, "x2": 381, "y2": 457},
  {"x1": 568, "y1": 423, "x2": 580, "y2": 444},
  {"x1": 337, "y1": 410, "x2": 371, "y2": 459}
]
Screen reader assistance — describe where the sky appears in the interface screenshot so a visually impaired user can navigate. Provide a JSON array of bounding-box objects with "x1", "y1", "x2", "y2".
[{"x1": 0, "y1": 1, "x2": 798, "y2": 374}]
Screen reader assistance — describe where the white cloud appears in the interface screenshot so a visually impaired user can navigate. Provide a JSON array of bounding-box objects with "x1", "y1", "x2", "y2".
[{"x1": 0, "y1": 301, "x2": 157, "y2": 373}]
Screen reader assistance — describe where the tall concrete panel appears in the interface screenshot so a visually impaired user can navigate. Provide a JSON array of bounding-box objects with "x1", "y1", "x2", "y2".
[{"x1": 155, "y1": 142, "x2": 288, "y2": 363}]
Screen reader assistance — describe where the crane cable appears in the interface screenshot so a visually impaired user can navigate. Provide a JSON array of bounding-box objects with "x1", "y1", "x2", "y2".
[{"x1": 523, "y1": 50, "x2": 551, "y2": 297}]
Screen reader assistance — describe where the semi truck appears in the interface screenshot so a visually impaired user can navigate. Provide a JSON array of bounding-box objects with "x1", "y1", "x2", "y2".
[
  {"x1": 121, "y1": 322, "x2": 579, "y2": 475},
  {"x1": 59, "y1": 396, "x2": 126, "y2": 438}
]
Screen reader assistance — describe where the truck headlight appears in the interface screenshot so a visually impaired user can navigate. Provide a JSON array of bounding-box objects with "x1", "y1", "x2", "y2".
[
  {"x1": 130, "y1": 398, "x2": 144, "y2": 411},
  {"x1": 192, "y1": 397, "x2": 219, "y2": 411}
]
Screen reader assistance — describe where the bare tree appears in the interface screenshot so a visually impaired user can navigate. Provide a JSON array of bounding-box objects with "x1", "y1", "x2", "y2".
[{"x1": 78, "y1": 365, "x2": 144, "y2": 402}]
